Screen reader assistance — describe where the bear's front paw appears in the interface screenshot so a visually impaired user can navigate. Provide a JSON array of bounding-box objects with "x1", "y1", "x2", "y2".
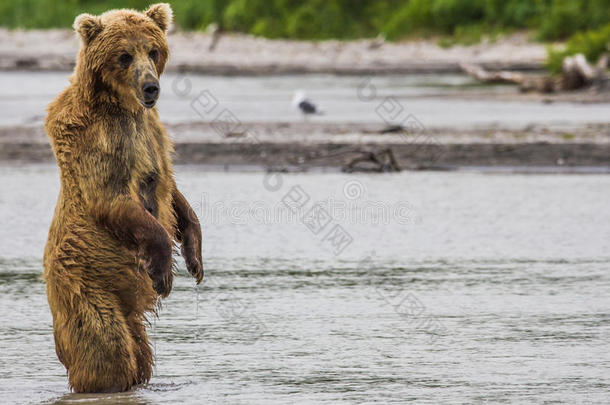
[
  {"x1": 185, "y1": 252, "x2": 203, "y2": 284},
  {"x1": 181, "y1": 226, "x2": 203, "y2": 284},
  {"x1": 142, "y1": 232, "x2": 173, "y2": 297},
  {"x1": 151, "y1": 269, "x2": 173, "y2": 298}
]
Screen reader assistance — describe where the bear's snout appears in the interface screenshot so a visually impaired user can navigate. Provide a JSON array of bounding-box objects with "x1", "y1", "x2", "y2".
[{"x1": 142, "y1": 81, "x2": 160, "y2": 107}]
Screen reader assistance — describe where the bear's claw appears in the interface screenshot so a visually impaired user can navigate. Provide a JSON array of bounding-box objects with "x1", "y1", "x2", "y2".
[
  {"x1": 186, "y1": 256, "x2": 204, "y2": 284},
  {"x1": 181, "y1": 226, "x2": 203, "y2": 284},
  {"x1": 152, "y1": 272, "x2": 172, "y2": 298}
]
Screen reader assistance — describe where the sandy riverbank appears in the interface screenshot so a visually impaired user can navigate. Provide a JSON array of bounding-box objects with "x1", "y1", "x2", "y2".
[
  {"x1": 4, "y1": 29, "x2": 609, "y2": 104},
  {"x1": 0, "y1": 29, "x2": 546, "y2": 74}
]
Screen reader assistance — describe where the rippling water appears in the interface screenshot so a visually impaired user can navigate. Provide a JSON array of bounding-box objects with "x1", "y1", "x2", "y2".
[{"x1": 1, "y1": 165, "x2": 609, "y2": 404}]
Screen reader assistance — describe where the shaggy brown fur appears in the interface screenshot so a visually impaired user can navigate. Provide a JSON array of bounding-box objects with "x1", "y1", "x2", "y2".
[{"x1": 43, "y1": 4, "x2": 203, "y2": 393}]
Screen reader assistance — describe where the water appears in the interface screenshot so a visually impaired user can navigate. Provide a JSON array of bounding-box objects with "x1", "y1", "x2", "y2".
[
  {"x1": 1, "y1": 164, "x2": 609, "y2": 404},
  {"x1": 1, "y1": 71, "x2": 609, "y2": 129}
]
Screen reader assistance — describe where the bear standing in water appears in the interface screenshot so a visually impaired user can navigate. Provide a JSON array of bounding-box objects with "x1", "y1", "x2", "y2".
[{"x1": 43, "y1": 4, "x2": 203, "y2": 393}]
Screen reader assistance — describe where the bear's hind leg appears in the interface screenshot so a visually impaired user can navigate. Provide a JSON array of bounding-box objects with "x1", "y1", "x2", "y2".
[
  {"x1": 127, "y1": 314, "x2": 154, "y2": 386},
  {"x1": 60, "y1": 293, "x2": 140, "y2": 393}
]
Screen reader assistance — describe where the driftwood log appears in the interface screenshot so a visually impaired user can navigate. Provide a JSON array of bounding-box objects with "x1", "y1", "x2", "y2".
[
  {"x1": 262, "y1": 145, "x2": 403, "y2": 173},
  {"x1": 460, "y1": 53, "x2": 609, "y2": 93},
  {"x1": 459, "y1": 63, "x2": 525, "y2": 85},
  {"x1": 342, "y1": 148, "x2": 401, "y2": 173}
]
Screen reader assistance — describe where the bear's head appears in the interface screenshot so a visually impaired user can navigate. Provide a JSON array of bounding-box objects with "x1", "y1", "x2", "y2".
[{"x1": 73, "y1": 3, "x2": 172, "y2": 110}]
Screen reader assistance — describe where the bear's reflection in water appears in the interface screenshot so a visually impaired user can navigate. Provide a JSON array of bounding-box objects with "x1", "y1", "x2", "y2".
[
  {"x1": 44, "y1": 381, "x2": 197, "y2": 404},
  {"x1": 47, "y1": 392, "x2": 149, "y2": 405}
]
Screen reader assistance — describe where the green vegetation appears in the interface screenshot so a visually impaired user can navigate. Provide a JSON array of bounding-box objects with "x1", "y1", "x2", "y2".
[
  {"x1": 547, "y1": 24, "x2": 610, "y2": 73},
  {"x1": 0, "y1": 0, "x2": 609, "y2": 42}
]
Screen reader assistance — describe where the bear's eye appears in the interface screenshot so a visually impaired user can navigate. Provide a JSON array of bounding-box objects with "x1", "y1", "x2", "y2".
[
  {"x1": 149, "y1": 49, "x2": 159, "y2": 62},
  {"x1": 118, "y1": 52, "x2": 133, "y2": 68}
]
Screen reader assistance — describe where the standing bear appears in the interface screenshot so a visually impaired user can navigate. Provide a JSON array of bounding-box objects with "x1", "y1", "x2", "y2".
[{"x1": 43, "y1": 3, "x2": 203, "y2": 393}]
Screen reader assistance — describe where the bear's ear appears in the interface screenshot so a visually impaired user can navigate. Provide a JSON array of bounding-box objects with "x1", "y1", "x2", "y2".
[
  {"x1": 74, "y1": 13, "x2": 103, "y2": 45},
  {"x1": 145, "y1": 3, "x2": 173, "y2": 33}
]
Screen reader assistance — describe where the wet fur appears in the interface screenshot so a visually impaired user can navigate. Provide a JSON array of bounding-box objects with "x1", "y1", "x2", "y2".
[{"x1": 43, "y1": 4, "x2": 203, "y2": 393}]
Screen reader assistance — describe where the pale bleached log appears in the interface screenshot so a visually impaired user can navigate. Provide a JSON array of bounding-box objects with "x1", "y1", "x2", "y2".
[
  {"x1": 459, "y1": 62, "x2": 524, "y2": 84},
  {"x1": 461, "y1": 53, "x2": 608, "y2": 93}
]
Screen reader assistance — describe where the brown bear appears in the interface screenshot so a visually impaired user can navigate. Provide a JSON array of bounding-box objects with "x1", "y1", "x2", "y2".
[{"x1": 43, "y1": 3, "x2": 203, "y2": 393}]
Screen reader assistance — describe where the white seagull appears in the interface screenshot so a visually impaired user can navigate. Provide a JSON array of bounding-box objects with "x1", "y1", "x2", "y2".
[{"x1": 292, "y1": 90, "x2": 322, "y2": 119}]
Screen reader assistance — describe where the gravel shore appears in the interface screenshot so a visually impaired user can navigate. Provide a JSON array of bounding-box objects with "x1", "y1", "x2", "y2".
[{"x1": 2, "y1": 121, "x2": 608, "y2": 170}]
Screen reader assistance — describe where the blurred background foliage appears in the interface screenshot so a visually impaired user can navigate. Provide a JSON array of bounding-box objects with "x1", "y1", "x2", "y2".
[
  {"x1": 0, "y1": 0, "x2": 609, "y2": 42},
  {"x1": 547, "y1": 23, "x2": 610, "y2": 72}
]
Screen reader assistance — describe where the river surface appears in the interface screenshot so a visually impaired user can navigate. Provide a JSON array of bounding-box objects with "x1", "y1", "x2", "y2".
[
  {"x1": 0, "y1": 164, "x2": 609, "y2": 404},
  {"x1": 1, "y1": 71, "x2": 609, "y2": 130}
]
